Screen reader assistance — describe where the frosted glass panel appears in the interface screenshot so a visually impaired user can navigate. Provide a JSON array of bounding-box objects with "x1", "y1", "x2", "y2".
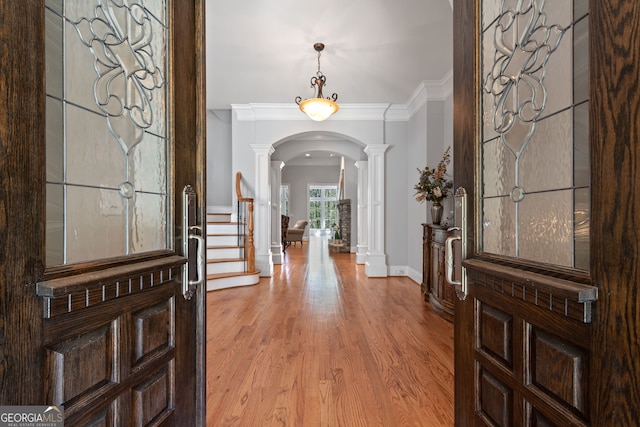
[
  {"x1": 540, "y1": 27, "x2": 572, "y2": 119},
  {"x1": 46, "y1": 184, "x2": 64, "y2": 266},
  {"x1": 574, "y1": 188, "x2": 590, "y2": 270},
  {"x1": 520, "y1": 110, "x2": 573, "y2": 193},
  {"x1": 518, "y1": 191, "x2": 573, "y2": 266},
  {"x1": 482, "y1": 196, "x2": 516, "y2": 258},
  {"x1": 129, "y1": 135, "x2": 168, "y2": 194},
  {"x1": 45, "y1": 9, "x2": 63, "y2": 99},
  {"x1": 66, "y1": 187, "x2": 127, "y2": 263},
  {"x1": 45, "y1": 0, "x2": 170, "y2": 266},
  {"x1": 65, "y1": 105, "x2": 126, "y2": 188},
  {"x1": 45, "y1": 0, "x2": 63, "y2": 14},
  {"x1": 574, "y1": 102, "x2": 590, "y2": 187},
  {"x1": 574, "y1": 17, "x2": 589, "y2": 104},
  {"x1": 46, "y1": 98, "x2": 63, "y2": 182},
  {"x1": 480, "y1": 0, "x2": 589, "y2": 269},
  {"x1": 482, "y1": 0, "x2": 501, "y2": 32},
  {"x1": 575, "y1": 0, "x2": 589, "y2": 19},
  {"x1": 482, "y1": 137, "x2": 515, "y2": 197},
  {"x1": 130, "y1": 193, "x2": 167, "y2": 253}
]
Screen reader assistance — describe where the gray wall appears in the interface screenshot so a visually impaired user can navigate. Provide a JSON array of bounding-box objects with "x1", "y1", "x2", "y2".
[
  {"x1": 407, "y1": 103, "x2": 428, "y2": 280},
  {"x1": 385, "y1": 121, "x2": 409, "y2": 270},
  {"x1": 406, "y1": 95, "x2": 454, "y2": 281},
  {"x1": 206, "y1": 109, "x2": 232, "y2": 208}
]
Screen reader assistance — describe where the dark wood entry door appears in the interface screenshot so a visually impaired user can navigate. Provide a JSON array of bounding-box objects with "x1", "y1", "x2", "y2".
[
  {"x1": 0, "y1": 1, "x2": 205, "y2": 425},
  {"x1": 453, "y1": 1, "x2": 640, "y2": 425}
]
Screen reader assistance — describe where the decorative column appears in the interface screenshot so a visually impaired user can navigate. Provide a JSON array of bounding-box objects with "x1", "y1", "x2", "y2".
[
  {"x1": 355, "y1": 160, "x2": 368, "y2": 264},
  {"x1": 251, "y1": 144, "x2": 275, "y2": 276},
  {"x1": 364, "y1": 144, "x2": 389, "y2": 277},
  {"x1": 270, "y1": 161, "x2": 285, "y2": 264}
]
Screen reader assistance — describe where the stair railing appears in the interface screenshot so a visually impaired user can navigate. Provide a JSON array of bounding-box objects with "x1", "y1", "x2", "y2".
[{"x1": 235, "y1": 172, "x2": 256, "y2": 273}]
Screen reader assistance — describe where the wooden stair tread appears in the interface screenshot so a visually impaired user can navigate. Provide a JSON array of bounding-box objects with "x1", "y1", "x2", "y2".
[
  {"x1": 207, "y1": 271, "x2": 260, "y2": 280},
  {"x1": 207, "y1": 257, "x2": 244, "y2": 264}
]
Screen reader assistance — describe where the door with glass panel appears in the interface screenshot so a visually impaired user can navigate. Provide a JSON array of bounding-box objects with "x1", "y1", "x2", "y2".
[
  {"x1": 0, "y1": 1, "x2": 204, "y2": 424},
  {"x1": 308, "y1": 185, "x2": 338, "y2": 234},
  {"x1": 451, "y1": 1, "x2": 604, "y2": 425}
]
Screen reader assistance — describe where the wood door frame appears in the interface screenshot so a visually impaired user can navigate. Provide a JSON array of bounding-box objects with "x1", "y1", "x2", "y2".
[
  {"x1": 0, "y1": 0, "x2": 46, "y2": 404},
  {"x1": 0, "y1": 1, "x2": 206, "y2": 423},
  {"x1": 453, "y1": 0, "x2": 640, "y2": 424}
]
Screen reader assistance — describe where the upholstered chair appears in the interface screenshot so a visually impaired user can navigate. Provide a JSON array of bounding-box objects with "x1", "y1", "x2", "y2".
[{"x1": 286, "y1": 220, "x2": 308, "y2": 246}]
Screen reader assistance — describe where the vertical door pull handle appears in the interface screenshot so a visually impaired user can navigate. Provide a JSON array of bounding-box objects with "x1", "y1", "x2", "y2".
[
  {"x1": 445, "y1": 234, "x2": 462, "y2": 287},
  {"x1": 189, "y1": 233, "x2": 205, "y2": 288},
  {"x1": 445, "y1": 187, "x2": 469, "y2": 301}
]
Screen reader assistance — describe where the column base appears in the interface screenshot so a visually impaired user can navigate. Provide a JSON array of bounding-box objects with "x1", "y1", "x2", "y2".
[
  {"x1": 356, "y1": 245, "x2": 368, "y2": 264},
  {"x1": 365, "y1": 253, "x2": 388, "y2": 277},
  {"x1": 256, "y1": 254, "x2": 274, "y2": 277}
]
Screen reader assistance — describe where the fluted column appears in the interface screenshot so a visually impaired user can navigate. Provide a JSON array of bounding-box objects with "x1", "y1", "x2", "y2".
[
  {"x1": 355, "y1": 160, "x2": 368, "y2": 264},
  {"x1": 251, "y1": 144, "x2": 275, "y2": 276},
  {"x1": 271, "y1": 160, "x2": 285, "y2": 264},
  {"x1": 364, "y1": 144, "x2": 389, "y2": 277}
]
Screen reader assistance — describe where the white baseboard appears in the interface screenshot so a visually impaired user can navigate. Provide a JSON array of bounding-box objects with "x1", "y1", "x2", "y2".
[
  {"x1": 407, "y1": 267, "x2": 422, "y2": 284},
  {"x1": 388, "y1": 265, "x2": 408, "y2": 276}
]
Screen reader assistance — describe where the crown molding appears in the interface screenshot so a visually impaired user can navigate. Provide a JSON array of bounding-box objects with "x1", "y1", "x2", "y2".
[
  {"x1": 231, "y1": 70, "x2": 453, "y2": 122},
  {"x1": 404, "y1": 69, "x2": 454, "y2": 118},
  {"x1": 232, "y1": 103, "x2": 391, "y2": 121}
]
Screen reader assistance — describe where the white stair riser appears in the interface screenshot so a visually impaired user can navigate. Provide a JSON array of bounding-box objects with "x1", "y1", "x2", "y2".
[
  {"x1": 207, "y1": 213, "x2": 231, "y2": 222},
  {"x1": 207, "y1": 261, "x2": 245, "y2": 275},
  {"x1": 207, "y1": 223, "x2": 242, "y2": 234},
  {"x1": 207, "y1": 235, "x2": 241, "y2": 246},
  {"x1": 206, "y1": 273, "x2": 260, "y2": 291},
  {"x1": 207, "y1": 247, "x2": 244, "y2": 259}
]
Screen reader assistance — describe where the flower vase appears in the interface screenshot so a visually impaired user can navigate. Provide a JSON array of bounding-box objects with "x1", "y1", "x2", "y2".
[{"x1": 431, "y1": 201, "x2": 443, "y2": 225}]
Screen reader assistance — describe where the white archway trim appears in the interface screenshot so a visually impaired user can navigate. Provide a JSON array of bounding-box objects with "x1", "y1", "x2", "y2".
[{"x1": 364, "y1": 144, "x2": 390, "y2": 277}]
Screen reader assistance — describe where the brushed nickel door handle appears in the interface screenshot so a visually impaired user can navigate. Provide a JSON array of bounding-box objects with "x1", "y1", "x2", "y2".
[{"x1": 444, "y1": 187, "x2": 468, "y2": 301}]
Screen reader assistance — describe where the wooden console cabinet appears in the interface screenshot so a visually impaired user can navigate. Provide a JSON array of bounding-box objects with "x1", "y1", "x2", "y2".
[{"x1": 422, "y1": 223, "x2": 455, "y2": 321}]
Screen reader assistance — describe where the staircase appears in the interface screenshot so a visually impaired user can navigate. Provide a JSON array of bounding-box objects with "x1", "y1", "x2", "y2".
[{"x1": 206, "y1": 211, "x2": 260, "y2": 291}]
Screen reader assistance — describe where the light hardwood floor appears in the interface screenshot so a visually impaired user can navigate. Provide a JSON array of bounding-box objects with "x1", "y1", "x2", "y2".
[{"x1": 206, "y1": 234, "x2": 454, "y2": 426}]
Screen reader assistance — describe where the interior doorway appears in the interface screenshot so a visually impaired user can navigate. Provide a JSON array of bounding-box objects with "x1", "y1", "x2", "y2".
[{"x1": 308, "y1": 185, "x2": 338, "y2": 235}]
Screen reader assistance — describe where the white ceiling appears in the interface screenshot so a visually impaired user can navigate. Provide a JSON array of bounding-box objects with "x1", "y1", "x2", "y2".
[{"x1": 205, "y1": 0, "x2": 454, "y2": 110}]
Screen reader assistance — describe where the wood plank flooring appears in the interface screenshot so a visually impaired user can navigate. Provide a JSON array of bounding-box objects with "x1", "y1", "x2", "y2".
[{"x1": 206, "y1": 235, "x2": 454, "y2": 426}]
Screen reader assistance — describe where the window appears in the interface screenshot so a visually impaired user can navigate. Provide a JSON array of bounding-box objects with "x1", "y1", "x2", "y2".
[
  {"x1": 308, "y1": 185, "x2": 338, "y2": 233},
  {"x1": 280, "y1": 184, "x2": 289, "y2": 216}
]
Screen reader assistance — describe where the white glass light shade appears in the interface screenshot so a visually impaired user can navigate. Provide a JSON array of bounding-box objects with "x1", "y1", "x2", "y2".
[{"x1": 298, "y1": 97, "x2": 339, "y2": 121}]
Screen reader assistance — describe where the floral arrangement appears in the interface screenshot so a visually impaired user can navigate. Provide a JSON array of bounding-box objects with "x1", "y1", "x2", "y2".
[{"x1": 414, "y1": 146, "x2": 453, "y2": 203}]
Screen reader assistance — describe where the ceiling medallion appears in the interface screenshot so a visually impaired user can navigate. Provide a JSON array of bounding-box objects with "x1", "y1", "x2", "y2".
[{"x1": 295, "y1": 43, "x2": 339, "y2": 121}]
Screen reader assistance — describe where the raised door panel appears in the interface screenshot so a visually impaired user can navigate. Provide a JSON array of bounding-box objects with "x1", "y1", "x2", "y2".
[
  {"x1": 470, "y1": 265, "x2": 592, "y2": 426},
  {"x1": 41, "y1": 263, "x2": 181, "y2": 426}
]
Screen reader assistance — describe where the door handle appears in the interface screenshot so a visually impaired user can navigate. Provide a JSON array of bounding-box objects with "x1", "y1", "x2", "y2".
[
  {"x1": 182, "y1": 185, "x2": 203, "y2": 300},
  {"x1": 445, "y1": 234, "x2": 461, "y2": 287},
  {"x1": 189, "y1": 231, "x2": 205, "y2": 289},
  {"x1": 443, "y1": 187, "x2": 468, "y2": 300}
]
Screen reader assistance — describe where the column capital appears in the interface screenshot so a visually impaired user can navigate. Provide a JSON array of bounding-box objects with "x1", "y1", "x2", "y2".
[
  {"x1": 271, "y1": 160, "x2": 285, "y2": 170},
  {"x1": 355, "y1": 160, "x2": 368, "y2": 170},
  {"x1": 250, "y1": 144, "x2": 275, "y2": 156},
  {"x1": 364, "y1": 144, "x2": 390, "y2": 156}
]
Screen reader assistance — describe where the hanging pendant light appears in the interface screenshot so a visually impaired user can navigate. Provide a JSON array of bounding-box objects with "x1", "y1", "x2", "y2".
[{"x1": 295, "y1": 43, "x2": 339, "y2": 121}]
